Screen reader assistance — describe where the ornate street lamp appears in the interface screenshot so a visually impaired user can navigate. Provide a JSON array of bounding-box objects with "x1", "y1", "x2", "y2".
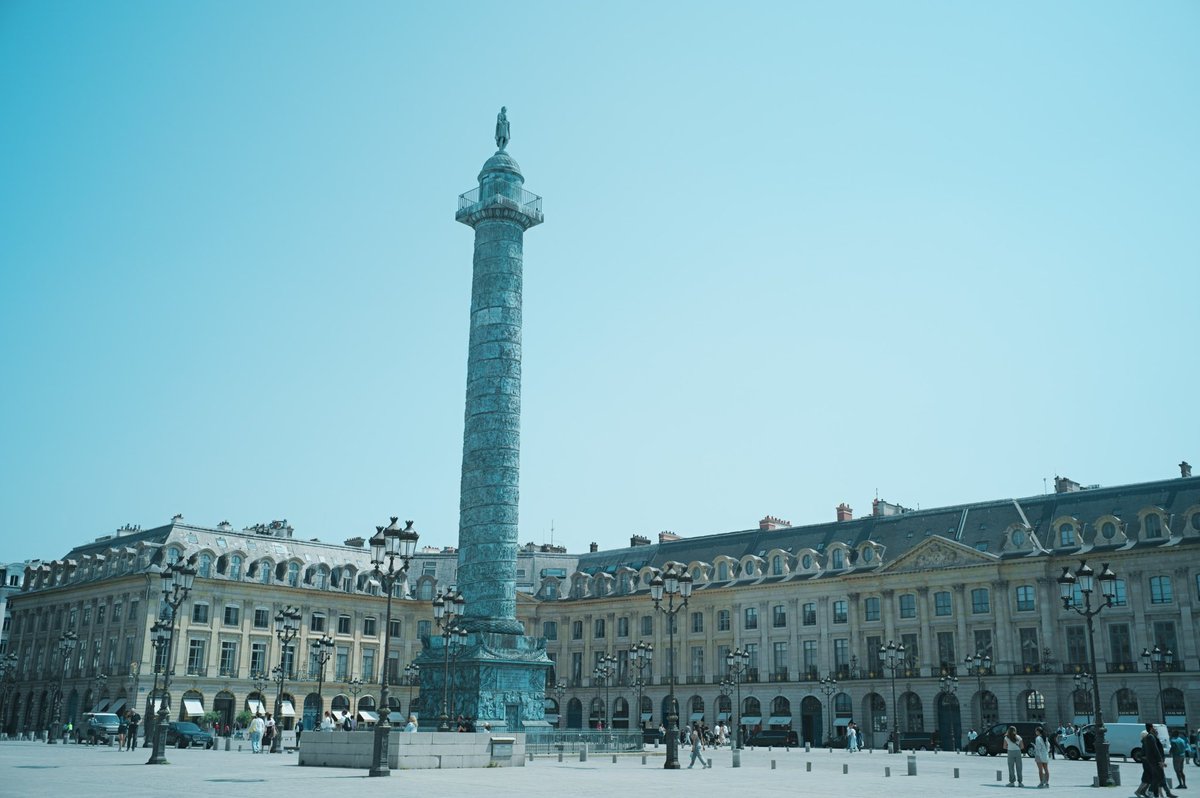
[
  {"x1": 963, "y1": 652, "x2": 992, "y2": 729},
  {"x1": 147, "y1": 559, "x2": 196, "y2": 765},
  {"x1": 348, "y1": 676, "x2": 364, "y2": 717},
  {"x1": 311, "y1": 634, "x2": 334, "y2": 724},
  {"x1": 143, "y1": 620, "x2": 171, "y2": 748},
  {"x1": 630, "y1": 642, "x2": 653, "y2": 735},
  {"x1": 46, "y1": 631, "x2": 78, "y2": 744},
  {"x1": 552, "y1": 680, "x2": 566, "y2": 729},
  {"x1": 593, "y1": 653, "x2": 617, "y2": 729},
  {"x1": 270, "y1": 606, "x2": 301, "y2": 753},
  {"x1": 404, "y1": 662, "x2": 420, "y2": 716},
  {"x1": 818, "y1": 674, "x2": 838, "y2": 745},
  {"x1": 880, "y1": 641, "x2": 905, "y2": 754},
  {"x1": 939, "y1": 675, "x2": 959, "y2": 751},
  {"x1": 367, "y1": 517, "x2": 419, "y2": 776},
  {"x1": 649, "y1": 563, "x2": 692, "y2": 769},
  {"x1": 726, "y1": 647, "x2": 750, "y2": 749},
  {"x1": 1141, "y1": 646, "x2": 1174, "y2": 724},
  {"x1": 1057, "y1": 560, "x2": 1119, "y2": 787},
  {"x1": 432, "y1": 587, "x2": 466, "y2": 731},
  {"x1": 1073, "y1": 672, "x2": 1093, "y2": 725}
]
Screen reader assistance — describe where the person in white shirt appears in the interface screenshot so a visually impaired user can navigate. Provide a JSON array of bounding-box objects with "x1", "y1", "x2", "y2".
[
  {"x1": 319, "y1": 711, "x2": 335, "y2": 731},
  {"x1": 249, "y1": 713, "x2": 266, "y2": 754},
  {"x1": 404, "y1": 715, "x2": 418, "y2": 733}
]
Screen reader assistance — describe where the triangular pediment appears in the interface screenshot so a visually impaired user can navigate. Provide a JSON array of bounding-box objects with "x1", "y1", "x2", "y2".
[{"x1": 879, "y1": 535, "x2": 999, "y2": 573}]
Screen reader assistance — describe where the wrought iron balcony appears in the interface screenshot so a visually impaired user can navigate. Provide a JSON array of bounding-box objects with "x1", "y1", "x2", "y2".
[
  {"x1": 1061, "y1": 662, "x2": 1088, "y2": 674},
  {"x1": 456, "y1": 187, "x2": 543, "y2": 219},
  {"x1": 1019, "y1": 663, "x2": 1046, "y2": 674},
  {"x1": 769, "y1": 669, "x2": 789, "y2": 682},
  {"x1": 744, "y1": 668, "x2": 760, "y2": 683},
  {"x1": 218, "y1": 665, "x2": 239, "y2": 678},
  {"x1": 1106, "y1": 661, "x2": 1138, "y2": 674},
  {"x1": 685, "y1": 675, "x2": 706, "y2": 685},
  {"x1": 185, "y1": 665, "x2": 208, "y2": 677}
]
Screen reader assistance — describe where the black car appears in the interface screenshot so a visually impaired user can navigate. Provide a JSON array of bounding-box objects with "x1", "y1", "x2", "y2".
[
  {"x1": 746, "y1": 729, "x2": 800, "y2": 748},
  {"x1": 165, "y1": 721, "x2": 215, "y2": 749},
  {"x1": 972, "y1": 722, "x2": 1038, "y2": 757}
]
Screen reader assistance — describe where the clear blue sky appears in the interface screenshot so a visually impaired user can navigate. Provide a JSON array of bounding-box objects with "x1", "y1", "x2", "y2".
[{"x1": 2, "y1": 1, "x2": 1197, "y2": 563}]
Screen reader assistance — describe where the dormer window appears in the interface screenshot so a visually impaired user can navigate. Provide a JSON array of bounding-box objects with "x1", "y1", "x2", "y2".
[
  {"x1": 1145, "y1": 514, "x2": 1163, "y2": 539},
  {"x1": 717, "y1": 562, "x2": 729, "y2": 581},
  {"x1": 1059, "y1": 523, "x2": 1076, "y2": 547},
  {"x1": 772, "y1": 556, "x2": 783, "y2": 576},
  {"x1": 832, "y1": 549, "x2": 845, "y2": 569}
]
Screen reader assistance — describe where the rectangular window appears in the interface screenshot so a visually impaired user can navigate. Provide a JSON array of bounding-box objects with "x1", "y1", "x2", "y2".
[
  {"x1": 1015, "y1": 585, "x2": 1036, "y2": 612},
  {"x1": 223, "y1": 605, "x2": 240, "y2": 626},
  {"x1": 594, "y1": 619, "x2": 606, "y2": 639},
  {"x1": 802, "y1": 640, "x2": 817, "y2": 675},
  {"x1": 97, "y1": 604, "x2": 106, "y2": 624},
  {"x1": 362, "y1": 649, "x2": 376, "y2": 682},
  {"x1": 572, "y1": 620, "x2": 583, "y2": 640},
  {"x1": 186, "y1": 639, "x2": 206, "y2": 675},
  {"x1": 973, "y1": 629, "x2": 994, "y2": 661},
  {"x1": 1149, "y1": 575, "x2": 1173, "y2": 604},
  {"x1": 717, "y1": 610, "x2": 730, "y2": 631},
  {"x1": 640, "y1": 616, "x2": 653, "y2": 636},
  {"x1": 802, "y1": 603, "x2": 816, "y2": 626},
  {"x1": 690, "y1": 646, "x2": 705, "y2": 678},
  {"x1": 771, "y1": 605, "x2": 786, "y2": 628},
  {"x1": 220, "y1": 641, "x2": 238, "y2": 676},
  {"x1": 128, "y1": 599, "x2": 139, "y2": 622},
  {"x1": 691, "y1": 612, "x2": 704, "y2": 633},
  {"x1": 936, "y1": 631, "x2": 956, "y2": 672},
  {"x1": 112, "y1": 603, "x2": 122, "y2": 623},
  {"x1": 1107, "y1": 623, "x2": 1133, "y2": 665},
  {"x1": 363, "y1": 616, "x2": 377, "y2": 636},
  {"x1": 543, "y1": 621, "x2": 558, "y2": 640},
  {"x1": 1152, "y1": 620, "x2": 1178, "y2": 654},
  {"x1": 1112, "y1": 579, "x2": 1128, "y2": 607},
  {"x1": 834, "y1": 638, "x2": 849, "y2": 669},
  {"x1": 863, "y1": 597, "x2": 880, "y2": 622},
  {"x1": 337, "y1": 615, "x2": 351, "y2": 635},
  {"x1": 1065, "y1": 625, "x2": 1087, "y2": 666},
  {"x1": 832, "y1": 600, "x2": 847, "y2": 624},
  {"x1": 772, "y1": 641, "x2": 788, "y2": 679},
  {"x1": 191, "y1": 603, "x2": 209, "y2": 624},
  {"x1": 743, "y1": 643, "x2": 758, "y2": 676},
  {"x1": 335, "y1": 646, "x2": 349, "y2": 680},
  {"x1": 83, "y1": 606, "x2": 92, "y2": 625},
  {"x1": 866, "y1": 636, "x2": 882, "y2": 673},
  {"x1": 934, "y1": 591, "x2": 952, "y2": 616},
  {"x1": 253, "y1": 608, "x2": 269, "y2": 629},
  {"x1": 571, "y1": 652, "x2": 583, "y2": 684},
  {"x1": 250, "y1": 641, "x2": 267, "y2": 675},
  {"x1": 899, "y1": 594, "x2": 916, "y2": 619},
  {"x1": 901, "y1": 633, "x2": 919, "y2": 665},
  {"x1": 417, "y1": 620, "x2": 431, "y2": 639},
  {"x1": 1019, "y1": 627, "x2": 1040, "y2": 667},
  {"x1": 388, "y1": 619, "x2": 401, "y2": 639},
  {"x1": 310, "y1": 613, "x2": 326, "y2": 632},
  {"x1": 970, "y1": 588, "x2": 990, "y2": 614},
  {"x1": 617, "y1": 617, "x2": 629, "y2": 638},
  {"x1": 744, "y1": 607, "x2": 758, "y2": 630}
]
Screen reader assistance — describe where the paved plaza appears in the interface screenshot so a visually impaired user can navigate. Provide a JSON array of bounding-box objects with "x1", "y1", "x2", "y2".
[{"x1": 0, "y1": 739, "x2": 1165, "y2": 798}]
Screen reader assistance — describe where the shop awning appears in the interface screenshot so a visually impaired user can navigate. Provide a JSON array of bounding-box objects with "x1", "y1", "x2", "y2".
[
  {"x1": 640, "y1": 712, "x2": 653, "y2": 721},
  {"x1": 387, "y1": 711, "x2": 405, "y2": 724},
  {"x1": 358, "y1": 710, "x2": 379, "y2": 723},
  {"x1": 717, "y1": 711, "x2": 730, "y2": 721},
  {"x1": 280, "y1": 700, "x2": 296, "y2": 717},
  {"x1": 331, "y1": 710, "x2": 348, "y2": 722},
  {"x1": 152, "y1": 698, "x2": 168, "y2": 713},
  {"x1": 93, "y1": 699, "x2": 110, "y2": 712},
  {"x1": 246, "y1": 699, "x2": 264, "y2": 714},
  {"x1": 689, "y1": 712, "x2": 704, "y2": 722},
  {"x1": 741, "y1": 716, "x2": 762, "y2": 725},
  {"x1": 108, "y1": 699, "x2": 127, "y2": 715},
  {"x1": 767, "y1": 716, "x2": 792, "y2": 726},
  {"x1": 183, "y1": 698, "x2": 205, "y2": 716}
]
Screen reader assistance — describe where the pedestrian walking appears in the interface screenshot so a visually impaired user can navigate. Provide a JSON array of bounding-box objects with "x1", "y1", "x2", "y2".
[
  {"x1": 687, "y1": 723, "x2": 711, "y2": 769},
  {"x1": 126, "y1": 711, "x2": 140, "y2": 750},
  {"x1": 249, "y1": 713, "x2": 265, "y2": 754},
  {"x1": 320, "y1": 711, "x2": 335, "y2": 731},
  {"x1": 1004, "y1": 726, "x2": 1025, "y2": 787},
  {"x1": 1136, "y1": 725, "x2": 1178, "y2": 798},
  {"x1": 848, "y1": 721, "x2": 860, "y2": 753},
  {"x1": 1033, "y1": 726, "x2": 1051, "y2": 788},
  {"x1": 1169, "y1": 728, "x2": 1190, "y2": 790}
]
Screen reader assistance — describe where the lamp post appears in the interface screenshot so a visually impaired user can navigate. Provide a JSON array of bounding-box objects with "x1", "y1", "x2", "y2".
[
  {"x1": 1056, "y1": 560, "x2": 1119, "y2": 787},
  {"x1": 719, "y1": 678, "x2": 733, "y2": 739},
  {"x1": 880, "y1": 641, "x2": 905, "y2": 754},
  {"x1": 447, "y1": 627, "x2": 469, "y2": 724},
  {"x1": 311, "y1": 634, "x2": 334, "y2": 724},
  {"x1": 963, "y1": 652, "x2": 992, "y2": 730},
  {"x1": 432, "y1": 587, "x2": 466, "y2": 731},
  {"x1": 1141, "y1": 646, "x2": 1174, "y2": 724},
  {"x1": 367, "y1": 517, "x2": 419, "y2": 776},
  {"x1": 726, "y1": 647, "x2": 750, "y2": 749},
  {"x1": 1073, "y1": 672, "x2": 1093, "y2": 725},
  {"x1": 269, "y1": 606, "x2": 300, "y2": 753},
  {"x1": 348, "y1": 676, "x2": 363, "y2": 718},
  {"x1": 147, "y1": 559, "x2": 196, "y2": 765},
  {"x1": 939, "y1": 675, "x2": 959, "y2": 751},
  {"x1": 818, "y1": 674, "x2": 838, "y2": 744},
  {"x1": 649, "y1": 563, "x2": 692, "y2": 769},
  {"x1": 552, "y1": 681, "x2": 566, "y2": 729},
  {"x1": 47, "y1": 631, "x2": 78, "y2": 744},
  {"x1": 631, "y1": 642, "x2": 653, "y2": 735},
  {"x1": 126, "y1": 660, "x2": 141, "y2": 744},
  {"x1": 144, "y1": 621, "x2": 171, "y2": 748},
  {"x1": 593, "y1": 653, "x2": 616, "y2": 729},
  {"x1": 404, "y1": 663, "x2": 420, "y2": 716}
]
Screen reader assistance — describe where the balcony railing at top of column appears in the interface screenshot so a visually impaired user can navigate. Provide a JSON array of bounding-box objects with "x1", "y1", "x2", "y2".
[{"x1": 457, "y1": 187, "x2": 543, "y2": 216}]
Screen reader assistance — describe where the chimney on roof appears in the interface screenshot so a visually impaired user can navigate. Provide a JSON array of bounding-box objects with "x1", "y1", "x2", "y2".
[
  {"x1": 1054, "y1": 476, "x2": 1082, "y2": 494},
  {"x1": 836, "y1": 503, "x2": 853, "y2": 522},
  {"x1": 658, "y1": 531, "x2": 681, "y2": 543},
  {"x1": 759, "y1": 515, "x2": 791, "y2": 531},
  {"x1": 344, "y1": 536, "x2": 365, "y2": 548},
  {"x1": 630, "y1": 534, "x2": 651, "y2": 547},
  {"x1": 1182, "y1": 461, "x2": 1192, "y2": 478},
  {"x1": 872, "y1": 498, "x2": 911, "y2": 516},
  {"x1": 589, "y1": 542, "x2": 598, "y2": 553}
]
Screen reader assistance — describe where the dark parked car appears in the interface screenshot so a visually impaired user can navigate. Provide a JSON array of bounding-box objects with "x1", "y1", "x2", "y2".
[
  {"x1": 746, "y1": 729, "x2": 800, "y2": 748},
  {"x1": 642, "y1": 727, "x2": 664, "y2": 744},
  {"x1": 165, "y1": 721, "x2": 215, "y2": 749},
  {"x1": 74, "y1": 712, "x2": 120, "y2": 745},
  {"x1": 973, "y1": 722, "x2": 1038, "y2": 757}
]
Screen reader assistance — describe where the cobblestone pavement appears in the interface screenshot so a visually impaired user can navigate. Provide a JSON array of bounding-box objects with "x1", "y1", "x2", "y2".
[{"x1": 0, "y1": 739, "x2": 1172, "y2": 798}]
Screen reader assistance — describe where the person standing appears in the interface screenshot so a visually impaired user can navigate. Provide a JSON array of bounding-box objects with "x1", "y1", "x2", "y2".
[
  {"x1": 404, "y1": 715, "x2": 418, "y2": 732},
  {"x1": 262, "y1": 712, "x2": 275, "y2": 751},
  {"x1": 1033, "y1": 727, "x2": 1051, "y2": 788},
  {"x1": 1004, "y1": 726, "x2": 1025, "y2": 787},
  {"x1": 126, "y1": 711, "x2": 140, "y2": 750},
  {"x1": 320, "y1": 711, "x2": 334, "y2": 731},
  {"x1": 249, "y1": 713, "x2": 265, "y2": 754},
  {"x1": 848, "y1": 721, "x2": 860, "y2": 753},
  {"x1": 1169, "y1": 728, "x2": 1190, "y2": 790},
  {"x1": 687, "y1": 723, "x2": 711, "y2": 769}
]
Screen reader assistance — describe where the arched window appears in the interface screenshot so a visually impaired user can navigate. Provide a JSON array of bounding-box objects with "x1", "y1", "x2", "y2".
[
  {"x1": 1162, "y1": 688, "x2": 1186, "y2": 719},
  {"x1": 1059, "y1": 523, "x2": 1076, "y2": 546},
  {"x1": 744, "y1": 561, "x2": 756, "y2": 577},
  {"x1": 1145, "y1": 514, "x2": 1163, "y2": 539},
  {"x1": 165, "y1": 548, "x2": 182, "y2": 565},
  {"x1": 229, "y1": 555, "x2": 243, "y2": 580},
  {"x1": 772, "y1": 556, "x2": 783, "y2": 576},
  {"x1": 315, "y1": 568, "x2": 328, "y2": 589},
  {"x1": 197, "y1": 554, "x2": 213, "y2": 579},
  {"x1": 743, "y1": 697, "x2": 761, "y2": 717},
  {"x1": 259, "y1": 562, "x2": 271, "y2": 585},
  {"x1": 1116, "y1": 688, "x2": 1139, "y2": 719},
  {"x1": 287, "y1": 562, "x2": 300, "y2": 587},
  {"x1": 832, "y1": 549, "x2": 844, "y2": 569},
  {"x1": 1024, "y1": 690, "x2": 1046, "y2": 722}
]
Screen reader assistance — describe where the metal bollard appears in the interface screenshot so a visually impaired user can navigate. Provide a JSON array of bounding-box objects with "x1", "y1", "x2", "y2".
[
  {"x1": 805, "y1": 742, "x2": 811, "y2": 752},
  {"x1": 612, "y1": 754, "x2": 617, "y2": 764},
  {"x1": 641, "y1": 755, "x2": 646, "y2": 765},
  {"x1": 806, "y1": 761, "x2": 812, "y2": 772},
  {"x1": 954, "y1": 767, "x2": 960, "y2": 779},
  {"x1": 558, "y1": 752, "x2": 563, "y2": 762},
  {"x1": 907, "y1": 755, "x2": 917, "y2": 776},
  {"x1": 843, "y1": 764, "x2": 848, "y2": 774},
  {"x1": 771, "y1": 759, "x2": 777, "y2": 770},
  {"x1": 579, "y1": 744, "x2": 588, "y2": 762},
  {"x1": 732, "y1": 750, "x2": 740, "y2": 768},
  {"x1": 885, "y1": 766, "x2": 891, "y2": 777},
  {"x1": 225, "y1": 736, "x2": 231, "y2": 751}
]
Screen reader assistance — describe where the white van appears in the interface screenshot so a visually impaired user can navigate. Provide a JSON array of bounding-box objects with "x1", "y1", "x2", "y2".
[{"x1": 1061, "y1": 722, "x2": 1162, "y2": 762}]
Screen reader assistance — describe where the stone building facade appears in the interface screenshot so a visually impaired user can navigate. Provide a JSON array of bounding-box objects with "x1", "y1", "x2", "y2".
[{"x1": 4, "y1": 469, "x2": 1198, "y2": 747}]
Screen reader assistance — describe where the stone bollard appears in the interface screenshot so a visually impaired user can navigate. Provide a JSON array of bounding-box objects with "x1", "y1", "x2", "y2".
[
  {"x1": 641, "y1": 755, "x2": 647, "y2": 765},
  {"x1": 225, "y1": 736, "x2": 231, "y2": 751},
  {"x1": 558, "y1": 752, "x2": 563, "y2": 762},
  {"x1": 732, "y1": 750, "x2": 740, "y2": 768},
  {"x1": 580, "y1": 744, "x2": 588, "y2": 762},
  {"x1": 885, "y1": 766, "x2": 891, "y2": 777},
  {"x1": 806, "y1": 761, "x2": 812, "y2": 772},
  {"x1": 907, "y1": 755, "x2": 917, "y2": 776},
  {"x1": 954, "y1": 767, "x2": 960, "y2": 778},
  {"x1": 771, "y1": 760, "x2": 777, "y2": 770},
  {"x1": 843, "y1": 764, "x2": 848, "y2": 774}
]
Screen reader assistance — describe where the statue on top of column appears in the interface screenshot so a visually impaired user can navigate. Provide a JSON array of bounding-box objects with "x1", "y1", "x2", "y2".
[{"x1": 495, "y1": 107, "x2": 510, "y2": 151}]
